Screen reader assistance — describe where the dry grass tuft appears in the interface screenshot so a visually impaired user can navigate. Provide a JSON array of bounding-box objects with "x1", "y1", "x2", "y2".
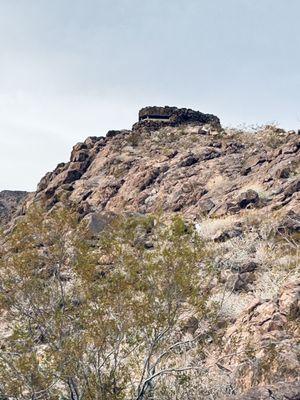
[{"x1": 195, "y1": 216, "x2": 238, "y2": 240}]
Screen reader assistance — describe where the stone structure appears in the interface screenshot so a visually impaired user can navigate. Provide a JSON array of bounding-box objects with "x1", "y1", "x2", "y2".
[{"x1": 133, "y1": 106, "x2": 221, "y2": 130}]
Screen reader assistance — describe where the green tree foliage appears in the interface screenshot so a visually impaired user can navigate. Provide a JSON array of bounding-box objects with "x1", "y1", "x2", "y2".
[{"x1": 0, "y1": 207, "x2": 215, "y2": 400}]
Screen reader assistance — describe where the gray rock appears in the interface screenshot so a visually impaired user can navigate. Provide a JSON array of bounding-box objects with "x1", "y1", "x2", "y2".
[
  {"x1": 0, "y1": 190, "x2": 28, "y2": 224},
  {"x1": 238, "y1": 190, "x2": 259, "y2": 209},
  {"x1": 284, "y1": 178, "x2": 300, "y2": 197},
  {"x1": 213, "y1": 227, "x2": 243, "y2": 242},
  {"x1": 84, "y1": 211, "x2": 116, "y2": 235},
  {"x1": 106, "y1": 130, "x2": 130, "y2": 138},
  {"x1": 198, "y1": 199, "x2": 215, "y2": 214},
  {"x1": 226, "y1": 272, "x2": 255, "y2": 291},
  {"x1": 180, "y1": 155, "x2": 199, "y2": 167}
]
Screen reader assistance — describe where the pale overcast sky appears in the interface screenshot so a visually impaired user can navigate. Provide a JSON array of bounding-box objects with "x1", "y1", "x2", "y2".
[{"x1": 0, "y1": 0, "x2": 299, "y2": 191}]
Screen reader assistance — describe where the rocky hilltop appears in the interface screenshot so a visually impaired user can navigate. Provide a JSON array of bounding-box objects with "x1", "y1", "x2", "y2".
[
  {"x1": 3, "y1": 106, "x2": 300, "y2": 399},
  {"x1": 32, "y1": 106, "x2": 299, "y2": 234}
]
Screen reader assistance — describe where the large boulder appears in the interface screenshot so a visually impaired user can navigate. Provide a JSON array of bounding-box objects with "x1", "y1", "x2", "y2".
[{"x1": 237, "y1": 190, "x2": 260, "y2": 209}]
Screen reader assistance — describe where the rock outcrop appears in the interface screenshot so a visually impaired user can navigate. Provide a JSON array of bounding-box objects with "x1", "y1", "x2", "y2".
[{"x1": 30, "y1": 108, "x2": 300, "y2": 235}]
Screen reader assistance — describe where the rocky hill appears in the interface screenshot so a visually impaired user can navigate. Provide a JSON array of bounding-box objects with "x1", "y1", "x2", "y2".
[
  {"x1": 32, "y1": 106, "x2": 299, "y2": 234},
  {"x1": 2, "y1": 106, "x2": 300, "y2": 399}
]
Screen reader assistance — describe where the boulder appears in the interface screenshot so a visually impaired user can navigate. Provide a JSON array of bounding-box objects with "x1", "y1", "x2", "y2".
[
  {"x1": 226, "y1": 272, "x2": 255, "y2": 291},
  {"x1": 275, "y1": 166, "x2": 290, "y2": 179},
  {"x1": 279, "y1": 281, "x2": 300, "y2": 318},
  {"x1": 237, "y1": 190, "x2": 259, "y2": 209},
  {"x1": 198, "y1": 199, "x2": 215, "y2": 214}
]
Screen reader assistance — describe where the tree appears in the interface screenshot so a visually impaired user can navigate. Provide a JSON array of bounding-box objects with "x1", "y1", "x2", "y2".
[{"x1": 0, "y1": 207, "x2": 215, "y2": 399}]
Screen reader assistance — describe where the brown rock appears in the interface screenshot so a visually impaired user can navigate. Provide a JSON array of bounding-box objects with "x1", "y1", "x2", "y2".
[{"x1": 279, "y1": 281, "x2": 300, "y2": 318}]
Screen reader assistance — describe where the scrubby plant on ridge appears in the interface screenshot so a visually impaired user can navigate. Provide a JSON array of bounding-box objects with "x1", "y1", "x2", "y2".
[{"x1": 0, "y1": 207, "x2": 221, "y2": 400}]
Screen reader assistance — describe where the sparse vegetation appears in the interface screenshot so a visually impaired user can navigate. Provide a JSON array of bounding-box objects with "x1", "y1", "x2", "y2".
[
  {"x1": 0, "y1": 109, "x2": 299, "y2": 399},
  {"x1": 0, "y1": 208, "x2": 221, "y2": 400}
]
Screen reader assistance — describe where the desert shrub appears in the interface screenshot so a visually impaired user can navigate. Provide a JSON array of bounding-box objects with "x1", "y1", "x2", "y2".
[
  {"x1": 0, "y1": 208, "x2": 216, "y2": 400},
  {"x1": 195, "y1": 216, "x2": 238, "y2": 241},
  {"x1": 264, "y1": 129, "x2": 286, "y2": 149},
  {"x1": 153, "y1": 367, "x2": 236, "y2": 400},
  {"x1": 254, "y1": 267, "x2": 300, "y2": 301},
  {"x1": 126, "y1": 131, "x2": 140, "y2": 147},
  {"x1": 208, "y1": 291, "x2": 252, "y2": 320}
]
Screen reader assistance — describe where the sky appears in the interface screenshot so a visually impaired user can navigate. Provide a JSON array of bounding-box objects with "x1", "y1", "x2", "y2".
[{"x1": 0, "y1": 0, "x2": 300, "y2": 191}]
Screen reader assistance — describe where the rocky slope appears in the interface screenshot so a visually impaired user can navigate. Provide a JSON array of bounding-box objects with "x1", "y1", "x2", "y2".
[
  {"x1": 6, "y1": 106, "x2": 300, "y2": 398},
  {"x1": 32, "y1": 107, "x2": 299, "y2": 233}
]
